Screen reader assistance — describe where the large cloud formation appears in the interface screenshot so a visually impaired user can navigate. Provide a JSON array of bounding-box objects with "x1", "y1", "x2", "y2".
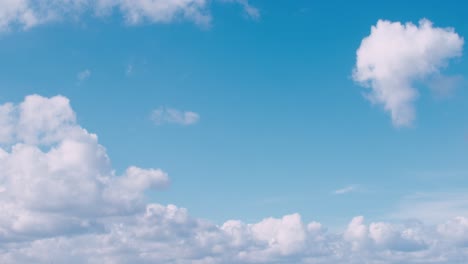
[
  {"x1": 0, "y1": 0, "x2": 258, "y2": 31},
  {"x1": 353, "y1": 19, "x2": 464, "y2": 127},
  {"x1": 1, "y1": 95, "x2": 468, "y2": 263}
]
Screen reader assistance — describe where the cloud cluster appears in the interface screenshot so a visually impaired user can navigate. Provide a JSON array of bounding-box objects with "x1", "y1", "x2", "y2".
[
  {"x1": 353, "y1": 19, "x2": 464, "y2": 126},
  {"x1": 0, "y1": 94, "x2": 170, "y2": 242},
  {"x1": 151, "y1": 106, "x2": 200, "y2": 126},
  {"x1": 1, "y1": 94, "x2": 468, "y2": 263},
  {"x1": 0, "y1": 0, "x2": 259, "y2": 31}
]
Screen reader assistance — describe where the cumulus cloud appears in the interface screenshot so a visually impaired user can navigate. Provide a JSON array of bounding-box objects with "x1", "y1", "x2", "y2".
[
  {"x1": 2, "y1": 94, "x2": 468, "y2": 263},
  {"x1": 0, "y1": 0, "x2": 258, "y2": 31},
  {"x1": 0, "y1": 94, "x2": 170, "y2": 241},
  {"x1": 151, "y1": 106, "x2": 200, "y2": 126},
  {"x1": 344, "y1": 216, "x2": 428, "y2": 253},
  {"x1": 353, "y1": 19, "x2": 464, "y2": 126}
]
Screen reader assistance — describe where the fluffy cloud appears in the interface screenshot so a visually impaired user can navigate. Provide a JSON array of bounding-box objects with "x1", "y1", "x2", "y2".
[
  {"x1": 437, "y1": 217, "x2": 468, "y2": 246},
  {"x1": 0, "y1": 94, "x2": 170, "y2": 241},
  {"x1": 151, "y1": 106, "x2": 200, "y2": 126},
  {"x1": 0, "y1": 0, "x2": 258, "y2": 31},
  {"x1": 2, "y1": 94, "x2": 468, "y2": 263},
  {"x1": 353, "y1": 19, "x2": 464, "y2": 126}
]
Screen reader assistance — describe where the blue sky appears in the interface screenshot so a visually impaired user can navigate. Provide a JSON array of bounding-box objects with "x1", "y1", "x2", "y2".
[{"x1": 0, "y1": 0, "x2": 468, "y2": 263}]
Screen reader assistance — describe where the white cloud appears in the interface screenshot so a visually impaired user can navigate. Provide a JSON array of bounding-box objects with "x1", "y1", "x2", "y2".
[
  {"x1": 353, "y1": 19, "x2": 464, "y2": 127},
  {"x1": 0, "y1": 94, "x2": 170, "y2": 241},
  {"x1": 151, "y1": 106, "x2": 200, "y2": 126},
  {"x1": 77, "y1": 69, "x2": 91, "y2": 82},
  {"x1": 0, "y1": 0, "x2": 41, "y2": 31},
  {"x1": 437, "y1": 216, "x2": 468, "y2": 246},
  {"x1": 344, "y1": 216, "x2": 429, "y2": 253},
  {"x1": 0, "y1": 0, "x2": 258, "y2": 31},
  {"x1": 2, "y1": 94, "x2": 468, "y2": 263},
  {"x1": 105, "y1": 0, "x2": 211, "y2": 26},
  {"x1": 333, "y1": 185, "x2": 359, "y2": 195}
]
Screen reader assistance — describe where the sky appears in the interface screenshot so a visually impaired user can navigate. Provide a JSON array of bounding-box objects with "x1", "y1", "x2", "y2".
[{"x1": 0, "y1": 0, "x2": 467, "y2": 263}]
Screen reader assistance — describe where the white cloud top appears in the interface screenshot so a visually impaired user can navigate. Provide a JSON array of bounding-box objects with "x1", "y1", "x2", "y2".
[
  {"x1": 0, "y1": 94, "x2": 468, "y2": 263},
  {"x1": 0, "y1": 0, "x2": 259, "y2": 31},
  {"x1": 353, "y1": 19, "x2": 464, "y2": 126}
]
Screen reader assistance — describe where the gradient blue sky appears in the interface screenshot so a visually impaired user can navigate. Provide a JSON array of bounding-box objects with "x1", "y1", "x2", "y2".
[{"x1": 0, "y1": 0, "x2": 467, "y2": 231}]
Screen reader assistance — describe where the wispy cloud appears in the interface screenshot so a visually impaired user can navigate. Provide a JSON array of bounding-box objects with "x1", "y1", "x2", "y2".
[
  {"x1": 333, "y1": 185, "x2": 359, "y2": 195},
  {"x1": 0, "y1": 0, "x2": 259, "y2": 32},
  {"x1": 125, "y1": 64, "x2": 133, "y2": 76},
  {"x1": 389, "y1": 191, "x2": 468, "y2": 223},
  {"x1": 151, "y1": 107, "x2": 200, "y2": 126},
  {"x1": 225, "y1": 0, "x2": 260, "y2": 19},
  {"x1": 77, "y1": 69, "x2": 91, "y2": 82}
]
